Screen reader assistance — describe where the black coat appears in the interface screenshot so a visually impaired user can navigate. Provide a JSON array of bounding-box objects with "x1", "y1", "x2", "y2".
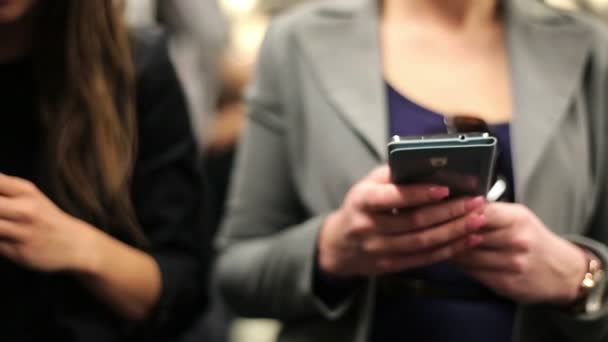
[{"x1": 0, "y1": 31, "x2": 209, "y2": 341}]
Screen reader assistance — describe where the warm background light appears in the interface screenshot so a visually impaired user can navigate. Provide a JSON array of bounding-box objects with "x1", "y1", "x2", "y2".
[{"x1": 220, "y1": 0, "x2": 259, "y2": 17}]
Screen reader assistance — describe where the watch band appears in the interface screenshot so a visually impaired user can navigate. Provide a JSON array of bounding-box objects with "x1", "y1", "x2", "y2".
[{"x1": 573, "y1": 249, "x2": 605, "y2": 314}]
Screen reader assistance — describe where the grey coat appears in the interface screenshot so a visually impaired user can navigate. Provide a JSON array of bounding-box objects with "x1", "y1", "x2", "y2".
[{"x1": 217, "y1": 0, "x2": 608, "y2": 340}]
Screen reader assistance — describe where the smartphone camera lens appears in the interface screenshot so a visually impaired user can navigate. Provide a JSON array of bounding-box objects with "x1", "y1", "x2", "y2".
[{"x1": 459, "y1": 135, "x2": 466, "y2": 141}]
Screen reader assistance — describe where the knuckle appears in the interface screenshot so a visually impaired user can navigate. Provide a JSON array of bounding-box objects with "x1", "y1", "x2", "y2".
[
  {"x1": 358, "y1": 186, "x2": 387, "y2": 211},
  {"x1": 513, "y1": 205, "x2": 532, "y2": 222},
  {"x1": 18, "y1": 202, "x2": 36, "y2": 220},
  {"x1": 19, "y1": 179, "x2": 37, "y2": 194},
  {"x1": 409, "y1": 211, "x2": 426, "y2": 229},
  {"x1": 366, "y1": 186, "x2": 384, "y2": 204},
  {"x1": 356, "y1": 182, "x2": 373, "y2": 197},
  {"x1": 344, "y1": 226, "x2": 360, "y2": 240},
  {"x1": 411, "y1": 233, "x2": 429, "y2": 249},
  {"x1": 345, "y1": 184, "x2": 365, "y2": 206},
  {"x1": 361, "y1": 238, "x2": 382, "y2": 255},
  {"x1": 350, "y1": 214, "x2": 373, "y2": 234},
  {"x1": 510, "y1": 235, "x2": 531, "y2": 252},
  {"x1": 423, "y1": 232, "x2": 440, "y2": 248},
  {"x1": 18, "y1": 228, "x2": 32, "y2": 240},
  {"x1": 511, "y1": 256, "x2": 528, "y2": 274},
  {"x1": 349, "y1": 183, "x2": 373, "y2": 206}
]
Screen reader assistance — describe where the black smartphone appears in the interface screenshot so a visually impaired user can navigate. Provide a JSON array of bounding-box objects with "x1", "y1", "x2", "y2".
[{"x1": 388, "y1": 133, "x2": 498, "y2": 198}]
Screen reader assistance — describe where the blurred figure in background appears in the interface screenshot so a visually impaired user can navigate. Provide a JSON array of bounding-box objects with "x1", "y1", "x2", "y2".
[
  {"x1": 157, "y1": 0, "x2": 229, "y2": 150},
  {"x1": 132, "y1": 2, "x2": 236, "y2": 341},
  {"x1": 0, "y1": 1, "x2": 208, "y2": 341},
  {"x1": 125, "y1": 0, "x2": 231, "y2": 151},
  {"x1": 217, "y1": 0, "x2": 608, "y2": 342}
]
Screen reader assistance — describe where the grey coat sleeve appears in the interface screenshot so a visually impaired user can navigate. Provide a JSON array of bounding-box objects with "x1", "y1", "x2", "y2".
[
  {"x1": 517, "y1": 37, "x2": 608, "y2": 340},
  {"x1": 214, "y1": 22, "x2": 357, "y2": 320},
  {"x1": 516, "y1": 234, "x2": 608, "y2": 342}
]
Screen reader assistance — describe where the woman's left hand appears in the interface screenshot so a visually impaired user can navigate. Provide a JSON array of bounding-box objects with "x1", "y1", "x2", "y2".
[
  {"x1": 0, "y1": 173, "x2": 97, "y2": 273},
  {"x1": 454, "y1": 202, "x2": 588, "y2": 305}
]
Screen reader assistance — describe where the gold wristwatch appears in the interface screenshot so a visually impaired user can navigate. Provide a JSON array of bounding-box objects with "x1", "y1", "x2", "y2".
[{"x1": 574, "y1": 250, "x2": 606, "y2": 314}]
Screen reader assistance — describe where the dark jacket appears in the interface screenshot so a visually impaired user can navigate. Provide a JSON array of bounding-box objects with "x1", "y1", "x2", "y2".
[{"x1": 0, "y1": 31, "x2": 208, "y2": 341}]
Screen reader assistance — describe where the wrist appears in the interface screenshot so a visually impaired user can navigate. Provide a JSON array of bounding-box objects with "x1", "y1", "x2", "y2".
[
  {"x1": 563, "y1": 246, "x2": 589, "y2": 304},
  {"x1": 569, "y1": 248, "x2": 605, "y2": 312},
  {"x1": 554, "y1": 245, "x2": 600, "y2": 306},
  {"x1": 67, "y1": 219, "x2": 104, "y2": 275},
  {"x1": 318, "y1": 211, "x2": 346, "y2": 277}
]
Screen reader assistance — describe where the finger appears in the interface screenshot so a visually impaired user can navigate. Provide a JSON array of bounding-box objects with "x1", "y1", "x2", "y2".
[
  {"x1": 454, "y1": 249, "x2": 525, "y2": 273},
  {"x1": 0, "y1": 219, "x2": 27, "y2": 242},
  {"x1": 474, "y1": 228, "x2": 529, "y2": 252},
  {"x1": 356, "y1": 183, "x2": 450, "y2": 212},
  {"x1": 432, "y1": 169, "x2": 480, "y2": 194},
  {"x1": 365, "y1": 165, "x2": 391, "y2": 183},
  {"x1": 0, "y1": 174, "x2": 37, "y2": 197},
  {"x1": 362, "y1": 211, "x2": 487, "y2": 255},
  {"x1": 370, "y1": 196, "x2": 485, "y2": 234},
  {"x1": 483, "y1": 202, "x2": 524, "y2": 228},
  {"x1": 0, "y1": 197, "x2": 32, "y2": 221},
  {"x1": 0, "y1": 241, "x2": 20, "y2": 260},
  {"x1": 372, "y1": 234, "x2": 484, "y2": 273}
]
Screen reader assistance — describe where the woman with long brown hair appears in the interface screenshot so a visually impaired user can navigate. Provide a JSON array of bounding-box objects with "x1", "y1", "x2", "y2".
[{"x1": 0, "y1": 1, "x2": 207, "y2": 341}]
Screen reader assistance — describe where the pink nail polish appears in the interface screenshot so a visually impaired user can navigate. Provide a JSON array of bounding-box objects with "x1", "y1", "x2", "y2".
[{"x1": 429, "y1": 186, "x2": 450, "y2": 199}]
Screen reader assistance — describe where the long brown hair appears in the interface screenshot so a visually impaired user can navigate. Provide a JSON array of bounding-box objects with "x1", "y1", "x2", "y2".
[{"x1": 33, "y1": 1, "x2": 145, "y2": 243}]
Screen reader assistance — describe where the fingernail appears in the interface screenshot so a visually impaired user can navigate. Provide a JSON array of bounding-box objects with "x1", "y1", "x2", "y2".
[
  {"x1": 468, "y1": 234, "x2": 484, "y2": 247},
  {"x1": 429, "y1": 186, "x2": 449, "y2": 199},
  {"x1": 465, "y1": 196, "x2": 486, "y2": 211},
  {"x1": 466, "y1": 214, "x2": 486, "y2": 231}
]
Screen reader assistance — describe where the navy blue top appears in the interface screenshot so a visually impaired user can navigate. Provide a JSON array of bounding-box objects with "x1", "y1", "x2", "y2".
[{"x1": 369, "y1": 84, "x2": 516, "y2": 342}]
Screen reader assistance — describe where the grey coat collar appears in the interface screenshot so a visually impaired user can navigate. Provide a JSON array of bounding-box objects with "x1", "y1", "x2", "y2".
[{"x1": 295, "y1": 0, "x2": 592, "y2": 201}]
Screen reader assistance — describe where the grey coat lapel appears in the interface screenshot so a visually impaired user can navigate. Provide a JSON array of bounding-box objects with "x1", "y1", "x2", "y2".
[
  {"x1": 506, "y1": 0, "x2": 592, "y2": 202},
  {"x1": 295, "y1": 0, "x2": 593, "y2": 200},
  {"x1": 295, "y1": 0, "x2": 388, "y2": 161}
]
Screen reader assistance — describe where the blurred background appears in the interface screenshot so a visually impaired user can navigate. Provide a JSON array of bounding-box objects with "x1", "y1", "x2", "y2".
[{"x1": 122, "y1": 1, "x2": 608, "y2": 342}]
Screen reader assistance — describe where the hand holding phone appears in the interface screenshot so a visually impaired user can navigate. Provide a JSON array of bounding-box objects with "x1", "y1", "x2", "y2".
[{"x1": 317, "y1": 166, "x2": 487, "y2": 278}]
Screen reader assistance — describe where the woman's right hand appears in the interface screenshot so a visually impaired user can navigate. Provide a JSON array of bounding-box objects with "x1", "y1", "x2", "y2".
[{"x1": 318, "y1": 165, "x2": 487, "y2": 278}]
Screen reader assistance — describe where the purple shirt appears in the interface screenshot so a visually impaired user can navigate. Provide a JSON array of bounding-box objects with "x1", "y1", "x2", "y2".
[{"x1": 369, "y1": 84, "x2": 516, "y2": 342}]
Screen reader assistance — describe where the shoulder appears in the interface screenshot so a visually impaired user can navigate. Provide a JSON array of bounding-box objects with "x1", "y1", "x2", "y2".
[
  {"x1": 130, "y1": 27, "x2": 175, "y2": 84},
  {"x1": 516, "y1": 1, "x2": 608, "y2": 57},
  {"x1": 559, "y1": 10, "x2": 608, "y2": 84},
  {"x1": 129, "y1": 28, "x2": 195, "y2": 157},
  {"x1": 569, "y1": 12, "x2": 608, "y2": 61},
  {"x1": 510, "y1": 0, "x2": 608, "y2": 78},
  {"x1": 262, "y1": 0, "x2": 364, "y2": 47}
]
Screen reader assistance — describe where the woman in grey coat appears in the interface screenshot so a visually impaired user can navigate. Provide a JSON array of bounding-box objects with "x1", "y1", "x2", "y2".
[{"x1": 217, "y1": 0, "x2": 608, "y2": 341}]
